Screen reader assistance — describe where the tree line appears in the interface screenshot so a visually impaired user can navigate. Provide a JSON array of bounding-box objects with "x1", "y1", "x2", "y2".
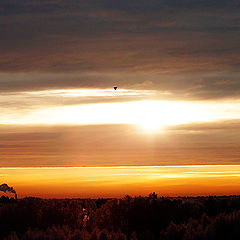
[{"x1": 1, "y1": 193, "x2": 240, "y2": 239}]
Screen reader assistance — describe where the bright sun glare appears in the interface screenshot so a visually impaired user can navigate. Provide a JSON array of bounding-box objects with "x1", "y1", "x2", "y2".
[
  {"x1": 138, "y1": 121, "x2": 161, "y2": 132},
  {"x1": 2, "y1": 88, "x2": 240, "y2": 133},
  {"x1": 132, "y1": 101, "x2": 211, "y2": 132}
]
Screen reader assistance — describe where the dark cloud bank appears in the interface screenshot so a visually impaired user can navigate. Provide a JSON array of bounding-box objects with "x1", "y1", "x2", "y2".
[{"x1": 0, "y1": 0, "x2": 239, "y2": 99}]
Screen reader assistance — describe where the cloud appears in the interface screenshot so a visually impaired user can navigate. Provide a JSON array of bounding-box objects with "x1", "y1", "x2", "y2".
[
  {"x1": 0, "y1": 0, "x2": 239, "y2": 100},
  {"x1": 0, "y1": 0, "x2": 240, "y2": 71},
  {"x1": 0, "y1": 71, "x2": 240, "y2": 101},
  {"x1": 0, "y1": 120, "x2": 240, "y2": 167}
]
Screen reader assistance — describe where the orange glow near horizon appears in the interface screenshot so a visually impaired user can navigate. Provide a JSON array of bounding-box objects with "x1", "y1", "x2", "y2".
[{"x1": 2, "y1": 165, "x2": 240, "y2": 198}]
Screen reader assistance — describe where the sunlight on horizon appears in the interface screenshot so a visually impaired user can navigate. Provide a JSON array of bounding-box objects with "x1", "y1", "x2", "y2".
[{"x1": 2, "y1": 165, "x2": 240, "y2": 198}]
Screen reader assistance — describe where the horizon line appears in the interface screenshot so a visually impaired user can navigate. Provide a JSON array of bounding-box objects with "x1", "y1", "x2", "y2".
[{"x1": 1, "y1": 164, "x2": 240, "y2": 169}]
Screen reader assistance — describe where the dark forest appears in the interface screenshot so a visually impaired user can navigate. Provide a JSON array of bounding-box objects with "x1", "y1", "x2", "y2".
[{"x1": 2, "y1": 194, "x2": 240, "y2": 240}]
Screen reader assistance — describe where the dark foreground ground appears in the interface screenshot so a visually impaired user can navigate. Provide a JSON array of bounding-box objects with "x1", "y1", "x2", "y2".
[{"x1": 2, "y1": 193, "x2": 240, "y2": 240}]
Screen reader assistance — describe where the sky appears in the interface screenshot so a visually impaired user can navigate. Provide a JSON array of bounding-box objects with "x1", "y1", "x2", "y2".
[
  {"x1": 2, "y1": 166, "x2": 240, "y2": 198},
  {"x1": 0, "y1": 0, "x2": 240, "y2": 197}
]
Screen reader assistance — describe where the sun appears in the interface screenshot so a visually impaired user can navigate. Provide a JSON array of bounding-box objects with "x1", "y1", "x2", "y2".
[
  {"x1": 136, "y1": 113, "x2": 164, "y2": 132},
  {"x1": 138, "y1": 121, "x2": 163, "y2": 132},
  {"x1": 133, "y1": 101, "x2": 166, "y2": 132}
]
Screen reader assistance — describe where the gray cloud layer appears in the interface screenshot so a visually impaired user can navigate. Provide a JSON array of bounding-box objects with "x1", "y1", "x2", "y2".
[{"x1": 0, "y1": 0, "x2": 240, "y2": 99}]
